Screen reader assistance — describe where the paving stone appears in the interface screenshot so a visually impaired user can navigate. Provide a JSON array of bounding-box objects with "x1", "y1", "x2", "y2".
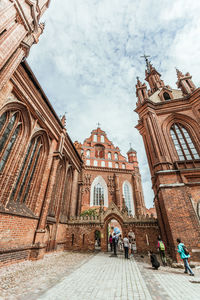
[{"x1": 1, "y1": 252, "x2": 200, "y2": 299}]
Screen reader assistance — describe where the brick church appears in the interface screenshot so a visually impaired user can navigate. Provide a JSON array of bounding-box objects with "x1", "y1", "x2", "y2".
[
  {"x1": 0, "y1": 1, "x2": 199, "y2": 266},
  {"x1": 74, "y1": 126, "x2": 146, "y2": 216},
  {"x1": 135, "y1": 57, "x2": 200, "y2": 260}
]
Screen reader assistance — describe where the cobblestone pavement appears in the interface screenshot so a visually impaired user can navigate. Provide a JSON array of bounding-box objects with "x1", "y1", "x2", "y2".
[
  {"x1": 0, "y1": 252, "x2": 200, "y2": 300},
  {"x1": 37, "y1": 253, "x2": 200, "y2": 300},
  {"x1": 0, "y1": 251, "x2": 93, "y2": 300}
]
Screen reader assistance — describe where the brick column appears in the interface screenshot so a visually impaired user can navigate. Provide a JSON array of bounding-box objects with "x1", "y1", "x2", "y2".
[
  {"x1": 0, "y1": 23, "x2": 27, "y2": 70},
  {"x1": 69, "y1": 169, "x2": 79, "y2": 216},
  {"x1": 0, "y1": 47, "x2": 25, "y2": 91},
  {"x1": 35, "y1": 148, "x2": 60, "y2": 234},
  {"x1": 0, "y1": 80, "x2": 13, "y2": 107},
  {"x1": 114, "y1": 174, "x2": 120, "y2": 208}
]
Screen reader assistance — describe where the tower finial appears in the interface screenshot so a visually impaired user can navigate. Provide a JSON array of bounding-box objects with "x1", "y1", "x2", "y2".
[
  {"x1": 140, "y1": 54, "x2": 151, "y2": 73},
  {"x1": 61, "y1": 112, "x2": 67, "y2": 127},
  {"x1": 97, "y1": 122, "x2": 101, "y2": 128},
  {"x1": 175, "y1": 67, "x2": 184, "y2": 79}
]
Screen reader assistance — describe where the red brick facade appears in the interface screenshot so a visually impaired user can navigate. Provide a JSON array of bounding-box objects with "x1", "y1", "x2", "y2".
[
  {"x1": 65, "y1": 203, "x2": 159, "y2": 254},
  {"x1": 74, "y1": 127, "x2": 146, "y2": 216},
  {"x1": 135, "y1": 60, "x2": 200, "y2": 261},
  {"x1": 0, "y1": 1, "x2": 159, "y2": 267}
]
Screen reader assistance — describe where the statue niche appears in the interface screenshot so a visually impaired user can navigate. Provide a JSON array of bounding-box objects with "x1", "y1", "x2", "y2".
[{"x1": 95, "y1": 144, "x2": 105, "y2": 159}]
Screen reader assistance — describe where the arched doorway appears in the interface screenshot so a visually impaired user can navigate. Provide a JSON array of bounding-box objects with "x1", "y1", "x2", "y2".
[
  {"x1": 94, "y1": 230, "x2": 101, "y2": 251},
  {"x1": 107, "y1": 218, "x2": 123, "y2": 252}
]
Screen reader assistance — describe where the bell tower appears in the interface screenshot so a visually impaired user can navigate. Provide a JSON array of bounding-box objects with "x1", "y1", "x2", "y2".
[{"x1": 135, "y1": 59, "x2": 200, "y2": 261}]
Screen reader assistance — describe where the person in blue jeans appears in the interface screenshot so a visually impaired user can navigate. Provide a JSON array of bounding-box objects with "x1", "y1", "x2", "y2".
[{"x1": 177, "y1": 238, "x2": 194, "y2": 276}]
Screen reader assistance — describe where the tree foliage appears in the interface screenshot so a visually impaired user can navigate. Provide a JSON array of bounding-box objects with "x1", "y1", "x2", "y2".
[{"x1": 80, "y1": 208, "x2": 98, "y2": 217}]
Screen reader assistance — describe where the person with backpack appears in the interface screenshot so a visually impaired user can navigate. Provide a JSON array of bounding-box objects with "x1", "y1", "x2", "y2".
[
  {"x1": 112, "y1": 233, "x2": 118, "y2": 256},
  {"x1": 157, "y1": 236, "x2": 167, "y2": 266},
  {"x1": 177, "y1": 238, "x2": 194, "y2": 276}
]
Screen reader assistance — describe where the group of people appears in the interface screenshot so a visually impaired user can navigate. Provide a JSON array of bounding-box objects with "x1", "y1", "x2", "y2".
[
  {"x1": 109, "y1": 233, "x2": 135, "y2": 259},
  {"x1": 149, "y1": 236, "x2": 194, "y2": 276},
  {"x1": 109, "y1": 232, "x2": 194, "y2": 276}
]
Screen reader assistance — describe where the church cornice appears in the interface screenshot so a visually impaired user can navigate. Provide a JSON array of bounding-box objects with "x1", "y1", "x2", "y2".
[{"x1": 84, "y1": 165, "x2": 134, "y2": 174}]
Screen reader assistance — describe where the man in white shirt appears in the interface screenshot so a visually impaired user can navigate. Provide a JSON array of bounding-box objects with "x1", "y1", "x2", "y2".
[{"x1": 123, "y1": 235, "x2": 129, "y2": 259}]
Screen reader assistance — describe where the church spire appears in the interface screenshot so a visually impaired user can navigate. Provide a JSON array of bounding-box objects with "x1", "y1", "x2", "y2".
[
  {"x1": 136, "y1": 76, "x2": 148, "y2": 105},
  {"x1": 141, "y1": 55, "x2": 165, "y2": 96},
  {"x1": 176, "y1": 68, "x2": 196, "y2": 94}
]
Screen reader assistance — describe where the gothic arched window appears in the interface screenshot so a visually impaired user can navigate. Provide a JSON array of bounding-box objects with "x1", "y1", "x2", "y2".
[
  {"x1": 94, "y1": 160, "x2": 98, "y2": 166},
  {"x1": 0, "y1": 111, "x2": 22, "y2": 172},
  {"x1": 93, "y1": 183, "x2": 104, "y2": 205},
  {"x1": 90, "y1": 176, "x2": 108, "y2": 207},
  {"x1": 93, "y1": 134, "x2": 97, "y2": 142},
  {"x1": 11, "y1": 135, "x2": 44, "y2": 204},
  {"x1": 114, "y1": 153, "x2": 118, "y2": 160},
  {"x1": 108, "y1": 152, "x2": 111, "y2": 159},
  {"x1": 123, "y1": 181, "x2": 134, "y2": 215},
  {"x1": 101, "y1": 135, "x2": 104, "y2": 143},
  {"x1": 86, "y1": 150, "x2": 90, "y2": 158},
  {"x1": 101, "y1": 161, "x2": 105, "y2": 167},
  {"x1": 170, "y1": 123, "x2": 199, "y2": 161},
  {"x1": 163, "y1": 92, "x2": 171, "y2": 101}
]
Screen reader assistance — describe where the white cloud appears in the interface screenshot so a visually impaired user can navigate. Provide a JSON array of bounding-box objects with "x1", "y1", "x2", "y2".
[{"x1": 28, "y1": 0, "x2": 200, "y2": 208}]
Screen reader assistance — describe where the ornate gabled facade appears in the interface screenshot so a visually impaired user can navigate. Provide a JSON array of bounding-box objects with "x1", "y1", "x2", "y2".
[
  {"x1": 135, "y1": 59, "x2": 200, "y2": 261},
  {"x1": 74, "y1": 126, "x2": 146, "y2": 217}
]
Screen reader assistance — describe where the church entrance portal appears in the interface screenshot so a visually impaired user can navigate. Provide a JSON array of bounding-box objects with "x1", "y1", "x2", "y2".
[{"x1": 107, "y1": 219, "x2": 122, "y2": 252}]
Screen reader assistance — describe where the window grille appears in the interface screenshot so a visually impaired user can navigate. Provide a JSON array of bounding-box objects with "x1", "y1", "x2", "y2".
[
  {"x1": 170, "y1": 124, "x2": 199, "y2": 161},
  {"x1": 123, "y1": 183, "x2": 132, "y2": 214},
  {"x1": 0, "y1": 111, "x2": 21, "y2": 172},
  {"x1": 93, "y1": 183, "x2": 104, "y2": 205}
]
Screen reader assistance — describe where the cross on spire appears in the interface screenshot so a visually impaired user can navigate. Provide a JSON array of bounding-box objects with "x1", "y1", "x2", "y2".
[
  {"x1": 140, "y1": 54, "x2": 151, "y2": 73},
  {"x1": 97, "y1": 122, "x2": 101, "y2": 128}
]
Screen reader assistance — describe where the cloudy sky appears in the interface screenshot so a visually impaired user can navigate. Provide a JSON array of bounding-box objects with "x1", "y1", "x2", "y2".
[{"x1": 28, "y1": 0, "x2": 200, "y2": 208}]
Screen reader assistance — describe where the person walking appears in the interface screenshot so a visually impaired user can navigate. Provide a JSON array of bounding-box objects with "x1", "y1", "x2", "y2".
[
  {"x1": 177, "y1": 238, "x2": 194, "y2": 276},
  {"x1": 157, "y1": 236, "x2": 167, "y2": 266},
  {"x1": 130, "y1": 239, "x2": 134, "y2": 258},
  {"x1": 109, "y1": 234, "x2": 113, "y2": 252},
  {"x1": 118, "y1": 234, "x2": 123, "y2": 252},
  {"x1": 123, "y1": 235, "x2": 129, "y2": 259},
  {"x1": 112, "y1": 233, "x2": 117, "y2": 256}
]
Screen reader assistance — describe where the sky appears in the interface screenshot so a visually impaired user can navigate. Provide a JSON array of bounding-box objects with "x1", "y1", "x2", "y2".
[{"x1": 28, "y1": 0, "x2": 200, "y2": 208}]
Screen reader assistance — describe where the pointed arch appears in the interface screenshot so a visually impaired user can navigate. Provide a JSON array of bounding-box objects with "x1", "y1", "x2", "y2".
[
  {"x1": 162, "y1": 113, "x2": 200, "y2": 162},
  {"x1": 0, "y1": 102, "x2": 32, "y2": 173},
  {"x1": 122, "y1": 180, "x2": 135, "y2": 215},
  {"x1": 10, "y1": 130, "x2": 49, "y2": 211},
  {"x1": 0, "y1": 102, "x2": 32, "y2": 205},
  {"x1": 90, "y1": 176, "x2": 108, "y2": 207}
]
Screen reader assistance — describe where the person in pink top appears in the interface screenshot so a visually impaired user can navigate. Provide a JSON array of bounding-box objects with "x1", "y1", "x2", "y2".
[{"x1": 109, "y1": 234, "x2": 113, "y2": 252}]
